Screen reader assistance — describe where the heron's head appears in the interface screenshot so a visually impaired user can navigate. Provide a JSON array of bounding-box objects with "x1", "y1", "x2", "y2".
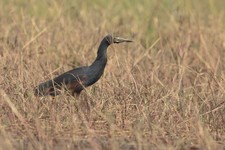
[{"x1": 105, "y1": 34, "x2": 133, "y2": 45}]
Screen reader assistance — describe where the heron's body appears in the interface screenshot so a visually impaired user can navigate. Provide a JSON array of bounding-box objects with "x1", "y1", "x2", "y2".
[{"x1": 34, "y1": 34, "x2": 132, "y2": 96}]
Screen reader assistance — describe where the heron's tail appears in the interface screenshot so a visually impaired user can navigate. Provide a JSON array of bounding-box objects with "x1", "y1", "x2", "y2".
[{"x1": 34, "y1": 80, "x2": 56, "y2": 96}]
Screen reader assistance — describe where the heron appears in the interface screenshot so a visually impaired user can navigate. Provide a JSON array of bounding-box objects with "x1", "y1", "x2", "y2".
[{"x1": 34, "y1": 34, "x2": 132, "y2": 97}]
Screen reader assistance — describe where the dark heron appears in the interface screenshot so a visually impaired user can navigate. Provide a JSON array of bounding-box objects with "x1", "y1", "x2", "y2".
[{"x1": 34, "y1": 34, "x2": 132, "y2": 97}]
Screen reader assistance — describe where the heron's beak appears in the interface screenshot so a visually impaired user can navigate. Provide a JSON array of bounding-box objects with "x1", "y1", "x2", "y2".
[{"x1": 113, "y1": 37, "x2": 133, "y2": 43}]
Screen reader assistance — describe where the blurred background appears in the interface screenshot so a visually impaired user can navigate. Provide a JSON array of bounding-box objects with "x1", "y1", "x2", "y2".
[{"x1": 0, "y1": 0, "x2": 225, "y2": 149}]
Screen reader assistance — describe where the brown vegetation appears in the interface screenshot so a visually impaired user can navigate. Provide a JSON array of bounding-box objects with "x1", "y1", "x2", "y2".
[{"x1": 0, "y1": 0, "x2": 224, "y2": 149}]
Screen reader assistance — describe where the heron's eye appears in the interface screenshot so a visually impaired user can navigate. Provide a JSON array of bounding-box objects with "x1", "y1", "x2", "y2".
[{"x1": 106, "y1": 36, "x2": 112, "y2": 44}]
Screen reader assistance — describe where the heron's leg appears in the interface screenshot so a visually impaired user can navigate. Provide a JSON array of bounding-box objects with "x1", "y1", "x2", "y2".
[{"x1": 72, "y1": 90, "x2": 81, "y2": 97}]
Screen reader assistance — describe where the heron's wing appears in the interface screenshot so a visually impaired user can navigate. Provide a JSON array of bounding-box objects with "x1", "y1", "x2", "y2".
[
  {"x1": 35, "y1": 67, "x2": 88, "y2": 96},
  {"x1": 52, "y1": 67, "x2": 89, "y2": 94},
  {"x1": 34, "y1": 79, "x2": 55, "y2": 96},
  {"x1": 53, "y1": 67, "x2": 88, "y2": 85},
  {"x1": 54, "y1": 72, "x2": 87, "y2": 87}
]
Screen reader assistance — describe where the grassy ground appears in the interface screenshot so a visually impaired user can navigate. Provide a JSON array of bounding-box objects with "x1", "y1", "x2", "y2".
[{"x1": 0, "y1": 0, "x2": 225, "y2": 149}]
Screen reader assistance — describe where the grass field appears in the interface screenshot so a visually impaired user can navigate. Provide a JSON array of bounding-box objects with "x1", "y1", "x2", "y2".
[{"x1": 0, "y1": 0, "x2": 225, "y2": 149}]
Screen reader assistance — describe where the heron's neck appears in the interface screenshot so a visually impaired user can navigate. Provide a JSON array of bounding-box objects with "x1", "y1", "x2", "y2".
[{"x1": 92, "y1": 38, "x2": 109, "y2": 65}]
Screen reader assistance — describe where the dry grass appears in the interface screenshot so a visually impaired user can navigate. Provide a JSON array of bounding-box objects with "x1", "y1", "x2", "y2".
[{"x1": 0, "y1": 0, "x2": 225, "y2": 149}]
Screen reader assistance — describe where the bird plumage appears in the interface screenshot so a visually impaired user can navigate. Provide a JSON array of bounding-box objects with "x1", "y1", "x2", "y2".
[{"x1": 34, "y1": 34, "x2": 132, "y2": 96}]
